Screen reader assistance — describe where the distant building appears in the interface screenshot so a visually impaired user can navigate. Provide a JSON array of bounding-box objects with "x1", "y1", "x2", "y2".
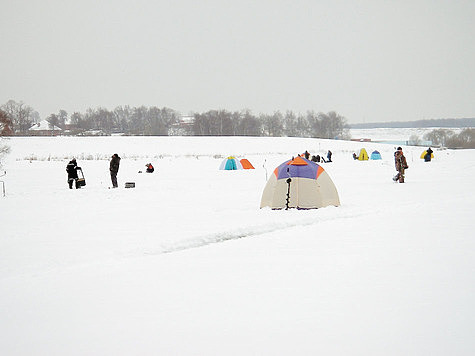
[
  {"x1": 62, "y1": 120, "x2": 77, "y2": 132},
  {"x1": 28, "y1": 120, "x2": 62, "y2": 136},
  {"x1": 169, "y1": 116, "x2": 195, "y2": 136}
]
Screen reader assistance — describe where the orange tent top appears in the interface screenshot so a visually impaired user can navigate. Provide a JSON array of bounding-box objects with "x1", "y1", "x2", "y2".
[
  {"x1": 287, "y1": 156, "x2": 308, "y2": 166},
  {"x1": 240, "y1": 159, "x2": 255, "y2": 169}
]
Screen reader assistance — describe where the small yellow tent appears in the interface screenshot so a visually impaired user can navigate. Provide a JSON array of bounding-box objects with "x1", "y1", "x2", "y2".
[
  {"x1": 420, "y1": 150, "x2": 434, "y2": 159},
  {"x1": 357, "y1": 148, "x2": 369, "y2": 160}
]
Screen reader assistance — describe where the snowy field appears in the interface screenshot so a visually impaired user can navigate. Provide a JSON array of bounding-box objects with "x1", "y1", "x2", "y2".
[{"x1": 0, "y1": 130, "x2": 474, "y2": 355}]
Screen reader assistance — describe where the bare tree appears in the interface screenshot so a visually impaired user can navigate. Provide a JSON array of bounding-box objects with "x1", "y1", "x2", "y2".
[
  {"x1": 408, "y1": 135, "x2": 421, "y2": 146},
  {"x1": 306, "y1": 111, "x2": 320, "y2": 137},
  {"x1": 446, "y1": 128, "x2": 475, "y2": 149},
  {"x1": 58, "y1": 110, "x2": 68, "y2": 128},
  {"x1": 314, "y1": 111, "x2": 347, "y2": 139},
  {"x1": 70, "y1": 112, "x2": 84, "y2": 129},
  {"x1": 236, "y1": 110, "x2": 262, "y2": 136},
  {"x1": 261, "y1": 111, "x2": 284, "y2": 137},
  {"x1": 0, "y1": 110, "x2": 13, "y2": 136},
  {"x1": 192, "y1": 113, "x2": 210, "y2": 135},
  {"x1": 147, "y1": 107, "x2": 180, "y2": 135},
  {"x1": 0, "y1": 100, "x2": 37, "y2": 134},
  {"x1": 47, "y1": 114, "x2": 60, "y2": 131},
  {"x1": 0, "y1": 110, "x2": 12, "y2": 168},
  {"x1": 113, "y1": 106, "x2": 132, "y2": 133},
  {"x1": 423, "y1": 129, "x2": 454, "y2": 147}
]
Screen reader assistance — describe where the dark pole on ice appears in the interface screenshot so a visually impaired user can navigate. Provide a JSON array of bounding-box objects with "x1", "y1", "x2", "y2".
[
  {"x1": 263, "y1": 159, "x2": 268, "y2": 181},
  {"x1": 285, "y1": 167, "x2": 291, "y2": 210}
]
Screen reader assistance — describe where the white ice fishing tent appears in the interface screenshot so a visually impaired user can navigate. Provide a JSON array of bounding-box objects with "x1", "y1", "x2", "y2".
[{"x1": 260, "y1": 156, "x2": 340, "y2": 209}]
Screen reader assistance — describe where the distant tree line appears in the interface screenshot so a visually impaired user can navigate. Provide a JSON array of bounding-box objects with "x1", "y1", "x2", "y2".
[
  {"x1": 423, "y1": 128, "x2": 475, "y2": 149},
  {"x1": 192, "y1": 109, "x2": 349, "y2": 139},
  {"x1": 0, "y1": 100, "x2": 350, "y2": 139},
  {"x1": 350, "y1": 117, "x2": 475, "y2": 129}
]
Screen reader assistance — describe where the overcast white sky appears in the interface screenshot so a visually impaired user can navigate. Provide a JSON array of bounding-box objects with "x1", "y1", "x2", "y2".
[{"x1": 1, "y1": 0, "x2": 474, "y2": 123}]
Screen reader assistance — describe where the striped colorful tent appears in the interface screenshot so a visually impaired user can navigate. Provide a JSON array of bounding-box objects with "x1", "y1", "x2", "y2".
[
  {"x1": 219, "y1": 156, "x2": 243, "y2": 170},
  {"x1": 260, "y1": 156, "x2": 340, "y2": 209}
]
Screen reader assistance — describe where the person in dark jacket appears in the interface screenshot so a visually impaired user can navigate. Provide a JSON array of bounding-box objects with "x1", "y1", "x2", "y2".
[
  {"x1": 327, "y1": 150, "x2": 332, "y2": 162},
  {"x1": 110, "y1": 154, "x2": 121, "y2": 188},
  {"x1": 393, "y1": 147, "x2": 408, "y2": 183},
  {"x1": 66, "y1": 158, "x2": 81, "y2": 189},
  {"x1": 304, "y1": 150, "x2": 310, "y2": 160},
  {"x1": 424, "y1": 147, "x2": 433, "y2": 162}
]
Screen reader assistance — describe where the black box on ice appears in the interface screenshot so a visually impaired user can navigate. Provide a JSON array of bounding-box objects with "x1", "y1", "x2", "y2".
[
  {"x1": 125, "y1": 182, "x2": 135, "y2": 188},
  {"x1": 77, "y1": 178, "x2": 86, "y2": 187},
  {"x1": 76, "y1": 168, "x2": 86, "y2": 187}
]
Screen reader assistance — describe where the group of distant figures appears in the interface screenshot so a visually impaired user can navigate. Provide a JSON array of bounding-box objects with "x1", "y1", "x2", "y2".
[
  {"x1": 349, "y1": 146, "x2": 433, "y2": 184},
  {"x1": 65, "y1": 145, "x2": 433, "y2": 189},
  {"x1": 66, "y1": 154, "x2": 155, "y2": 189},
  {"x1": 303, "y1": 150, "x2": 332, "y2": 163}
]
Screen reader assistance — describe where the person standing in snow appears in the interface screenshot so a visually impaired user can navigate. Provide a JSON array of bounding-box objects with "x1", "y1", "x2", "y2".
[
  {"x1": 110, "y1": 153, "x2": 121, "y2": 188},
  {"x1": 393, "y1": 147, "x2": 408, "y2": 183},
  {"x1": 327, "y1": 150, "x2": 332, "y2": 162},
  {"x1": 424, "y1": 147, "x2": 433, "y2": 162},
  {"x1": 66, "y1": 158, "x2": 81, "y2": 189},
  {"x1": 304, "y1": 150, "x2": 310, "y2": 160}
]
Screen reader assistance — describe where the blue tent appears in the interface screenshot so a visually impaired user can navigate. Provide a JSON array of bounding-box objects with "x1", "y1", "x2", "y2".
[
  {"x1": 370, "y1": 150, "x2": 382, "y2": 160},
  {"x1": 219, "y1": 156, "x2": 243, "y2": 170}
]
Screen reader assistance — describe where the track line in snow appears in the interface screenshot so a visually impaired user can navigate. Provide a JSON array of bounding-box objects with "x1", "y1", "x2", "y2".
[{"x1": 149, "y1": 207, "x2": 368, "y2": 254}]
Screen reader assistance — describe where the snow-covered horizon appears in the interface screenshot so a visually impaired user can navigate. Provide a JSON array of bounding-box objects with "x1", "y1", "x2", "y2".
[{"x1": 1, "y1": 129, "x2": 474, "y2": 355}]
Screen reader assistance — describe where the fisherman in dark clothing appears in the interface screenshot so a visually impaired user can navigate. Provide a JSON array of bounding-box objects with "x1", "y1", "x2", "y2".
[
  {"x1": 304, "y1": 150, "x2": 310, "y2": 160},
  {"x1": 66, "y1": 158, "x2": 81, "y2": 189},
  {"x1": 327, "y1": 150, "x2": 333, "y2": 162},
  {"x1": 145, "y1": 163, "x2": 154, "y2": 173},
  {"x1": 110, "y1": 153, "x2": 121, "y2": 188},
  {"x1": 424, "y1": 147, "x2": 433, "y2": 162}
]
